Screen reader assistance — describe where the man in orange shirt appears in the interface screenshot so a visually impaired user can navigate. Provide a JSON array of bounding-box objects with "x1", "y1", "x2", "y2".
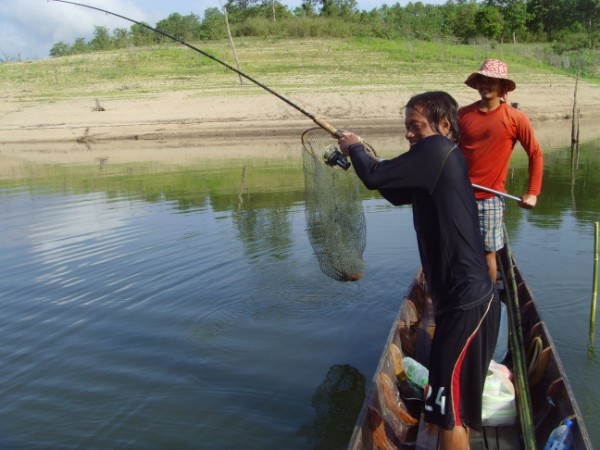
[{"x1": 459, "y1": 59, "x2": 543, "y2": 283}]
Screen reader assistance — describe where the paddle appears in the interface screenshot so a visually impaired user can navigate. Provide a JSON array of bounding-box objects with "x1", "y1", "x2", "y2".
[{"x1": 472, "y1": 184, "x2": 521, "y2": 202}]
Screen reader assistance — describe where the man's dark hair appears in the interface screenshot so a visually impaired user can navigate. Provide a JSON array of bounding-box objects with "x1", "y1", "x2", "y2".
[{"x1": 406, "y1": 91, "x2": 459, "y2": 142}]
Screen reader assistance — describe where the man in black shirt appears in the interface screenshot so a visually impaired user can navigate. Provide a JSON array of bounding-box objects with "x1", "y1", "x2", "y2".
[{"x1": 338, "y1": 91, "x2": 500, "y2": 450}]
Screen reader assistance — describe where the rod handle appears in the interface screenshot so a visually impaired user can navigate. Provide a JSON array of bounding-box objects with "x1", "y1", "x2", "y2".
[{"x1": 312, "y1": 118, "x2": 342, "y2": 138}]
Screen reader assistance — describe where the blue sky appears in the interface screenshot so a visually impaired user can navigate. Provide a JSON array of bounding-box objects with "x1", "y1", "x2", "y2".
[{"x1": 0, "y1": 0, "x2": 445, "y2": 60}]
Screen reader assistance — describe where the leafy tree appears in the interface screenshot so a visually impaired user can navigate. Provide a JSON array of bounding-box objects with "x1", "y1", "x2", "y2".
[
  {"x1": 46, "y1": 0, "x2": 600, "y2": 53},
  {"x1": 402, "y1": 2, "x2": 445, "y2": 40},
  {"x1": 253, "y1": 1, "x2": 293, "y2": 21},
  {"x1": 224, "y1": 0, "x2": 261, "y2": 21},
  {"x1": 156, "y1": 13, "x2": 202, "y2": 42},
  {"x1": 89, "y1": 26, "x2": 112, "y2": 51},
  {"x1": 475, "y1": 6, "x2": 504, "y2": 41},
  {"x1": 576, "y1": 0, "x2": 600, "y2": 47},
  {"x1": 383, "y1": 4, "x2": 409, "y2": 37},
  {"x1": 71, "y1": 37, "x2": 88, "y2": 54},
  {"x1": 527, "y1": 0, "x2": 576, "y2": 40},
  {"x1": 485, "y1": 0, "x2": 528, "y2": 42},
  {"x1": 442, "y1": 0, "x2": 479, "y2": 43},
  {"x1": 319, "y1": 0, "x2": 358, "y2": 17},
  {"x1": 578, "y1": 0, "x2": 600, "y2": 30},
  {"x1": 200, "y1": 7, "x2": 227, "y2": 39},
  {"x1": 112, "y1": 28, "x2": 129, "y2": 49},
  {"x1": 50, "y1": 41, "x2": 70, "y2": 57},
  {"x1": 130, "y1": 22, "x2": 158, "y2": 47},
  {"x1": 295, "y1": 0, "x2": 318, "y2": 17},
  {"x1": 227, "y1": 0, "x2": 260, "y2": 9}
]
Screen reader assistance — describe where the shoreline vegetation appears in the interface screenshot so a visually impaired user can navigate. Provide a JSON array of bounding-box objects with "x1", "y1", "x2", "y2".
[{"x1": 2, "y1": 38, "x2": 600, "y2": 173}]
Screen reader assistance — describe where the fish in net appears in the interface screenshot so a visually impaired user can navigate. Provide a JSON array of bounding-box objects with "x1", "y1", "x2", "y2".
[{"x1": 301, "y1": 127, "x2": 368, "y2": 282}]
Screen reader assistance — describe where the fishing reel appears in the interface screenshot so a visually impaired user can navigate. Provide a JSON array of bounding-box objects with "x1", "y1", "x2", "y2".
[{"x1": 323, "y1": 145, "x2": 351, "y2": 170}]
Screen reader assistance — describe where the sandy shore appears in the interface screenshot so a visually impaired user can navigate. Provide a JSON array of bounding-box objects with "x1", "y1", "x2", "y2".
[{"x1": 1, "y1": 77, "x2": 600, "y2": 169}]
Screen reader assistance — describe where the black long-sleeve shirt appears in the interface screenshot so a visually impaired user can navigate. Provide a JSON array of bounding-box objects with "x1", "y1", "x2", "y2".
[{"x1": 348, "y1": 134, "x2": 493, "y2": 314}]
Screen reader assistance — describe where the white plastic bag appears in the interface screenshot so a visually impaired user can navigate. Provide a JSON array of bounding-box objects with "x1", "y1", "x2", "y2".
[{"x1": 481, "y1": 361, "x2": 517, "y2": 426}]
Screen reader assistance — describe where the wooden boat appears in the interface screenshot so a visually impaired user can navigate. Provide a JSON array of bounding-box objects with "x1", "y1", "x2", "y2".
[{"x1": 347, "y1": 245, "x2": 593, "y2": 449}]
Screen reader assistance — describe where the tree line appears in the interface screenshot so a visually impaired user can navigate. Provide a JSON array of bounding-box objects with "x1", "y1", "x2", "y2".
[{"x1": 50, "y1": 0, "x2": 600, "y2": 58}]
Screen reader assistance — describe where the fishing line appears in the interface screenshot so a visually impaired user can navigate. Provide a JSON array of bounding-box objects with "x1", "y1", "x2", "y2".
[{"x1": 49, "y1": 0, "x2": 341, "y2": 137}]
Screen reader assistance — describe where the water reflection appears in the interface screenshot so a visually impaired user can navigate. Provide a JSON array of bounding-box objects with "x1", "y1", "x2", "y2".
[
  {"x1": 3, "y1": 137, "x2": 599, "y2": 233},
  {"x1": 504, "y1": 138, "x2": 600, "y2": 237},
  {"x1": 297, "y1": 364, "x2": 366, "y2": 450},
  {"x1": 234, "y1": 207, "x2": 294, "y2": 260}
]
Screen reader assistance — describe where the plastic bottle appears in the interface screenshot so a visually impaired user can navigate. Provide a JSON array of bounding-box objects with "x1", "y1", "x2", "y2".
[
  {"x1": 544, "y1": 419, "x2": 574, "y2": 450},
  {"x1": 402, "y1": 356, "x2": 429, "y2": 389}
]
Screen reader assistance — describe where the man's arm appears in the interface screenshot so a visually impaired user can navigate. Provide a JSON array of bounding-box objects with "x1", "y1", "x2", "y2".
[
  {"x1": 515, "y1": 112, "x2": 543, "y2": 209},
  {"x1": 338, "y1": 132, "x2": 413, "y2": 205}
]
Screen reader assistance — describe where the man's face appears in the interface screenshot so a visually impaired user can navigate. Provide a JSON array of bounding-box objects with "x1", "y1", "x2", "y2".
[
  {"x1": 474, "y1": 75, "x2": 503, "y2": 100},
  {"x1": 404, "y1": 105, "x2": 441, "y2": 146}
]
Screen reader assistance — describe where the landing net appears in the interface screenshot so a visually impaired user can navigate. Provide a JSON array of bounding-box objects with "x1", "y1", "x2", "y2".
[{"x1": 301, "y1": 127, "x2": 367, "y2": 281}]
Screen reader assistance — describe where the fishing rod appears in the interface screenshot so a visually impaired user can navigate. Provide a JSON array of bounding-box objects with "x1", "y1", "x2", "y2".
[{"x1": 48, "y1": 0, "x2": 341, "y2": 137}]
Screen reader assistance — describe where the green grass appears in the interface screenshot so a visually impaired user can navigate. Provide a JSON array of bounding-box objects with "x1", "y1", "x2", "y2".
[{"x1": 2, "y1": 37, "x2": 597, "y2": 103}]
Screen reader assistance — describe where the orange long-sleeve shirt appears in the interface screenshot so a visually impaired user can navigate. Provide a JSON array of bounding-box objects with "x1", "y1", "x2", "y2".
[{"x1": 458, "y1": 101, "x2": 543, "y2": 199}]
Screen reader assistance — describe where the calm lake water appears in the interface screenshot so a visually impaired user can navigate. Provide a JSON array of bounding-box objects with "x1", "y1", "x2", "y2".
[{"x1": 0, "y1": 131, "x2": 599, "y2": 449}]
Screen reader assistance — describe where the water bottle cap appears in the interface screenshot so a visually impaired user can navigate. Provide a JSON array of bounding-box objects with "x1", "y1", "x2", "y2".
[{"x1": 563, "y1": 419, "x2": 574, "y2": 427}]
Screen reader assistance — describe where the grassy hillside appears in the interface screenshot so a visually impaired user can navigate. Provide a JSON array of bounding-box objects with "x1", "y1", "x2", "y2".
[{"x1": 1, "y1": 37, "x2": 594, "y2": 103}]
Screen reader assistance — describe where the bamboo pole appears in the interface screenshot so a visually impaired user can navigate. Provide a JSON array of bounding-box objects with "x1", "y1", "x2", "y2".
[
  {"x1": 221, "y1": 4, "x2": 244, "y2": 85},
  {"x1": 589, "y1": 222, "x2": 599, "y2": 351},
  {"x1": 499, "y1": 227, "x2": 536, "y2": 450}
]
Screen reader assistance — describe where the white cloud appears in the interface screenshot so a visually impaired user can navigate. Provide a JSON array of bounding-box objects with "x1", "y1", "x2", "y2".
[{"x1": 0, "y1": 0, "x2": 149, "y2": 59}]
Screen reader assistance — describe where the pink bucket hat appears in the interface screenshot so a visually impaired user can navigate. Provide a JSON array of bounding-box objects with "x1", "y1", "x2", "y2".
[{"x1": 465, "y1": 58, "x2": 516, "y2": 92}]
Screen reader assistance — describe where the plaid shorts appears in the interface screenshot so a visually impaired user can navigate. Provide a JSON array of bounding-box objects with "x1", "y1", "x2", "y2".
[{"x1": 477, "y1": 196, "x2": 505, "y2": 252}]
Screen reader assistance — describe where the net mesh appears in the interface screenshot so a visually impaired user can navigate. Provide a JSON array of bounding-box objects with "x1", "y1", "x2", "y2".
[{"x1": 301, "y1": 127, "x2": 367, "y2": 281}]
